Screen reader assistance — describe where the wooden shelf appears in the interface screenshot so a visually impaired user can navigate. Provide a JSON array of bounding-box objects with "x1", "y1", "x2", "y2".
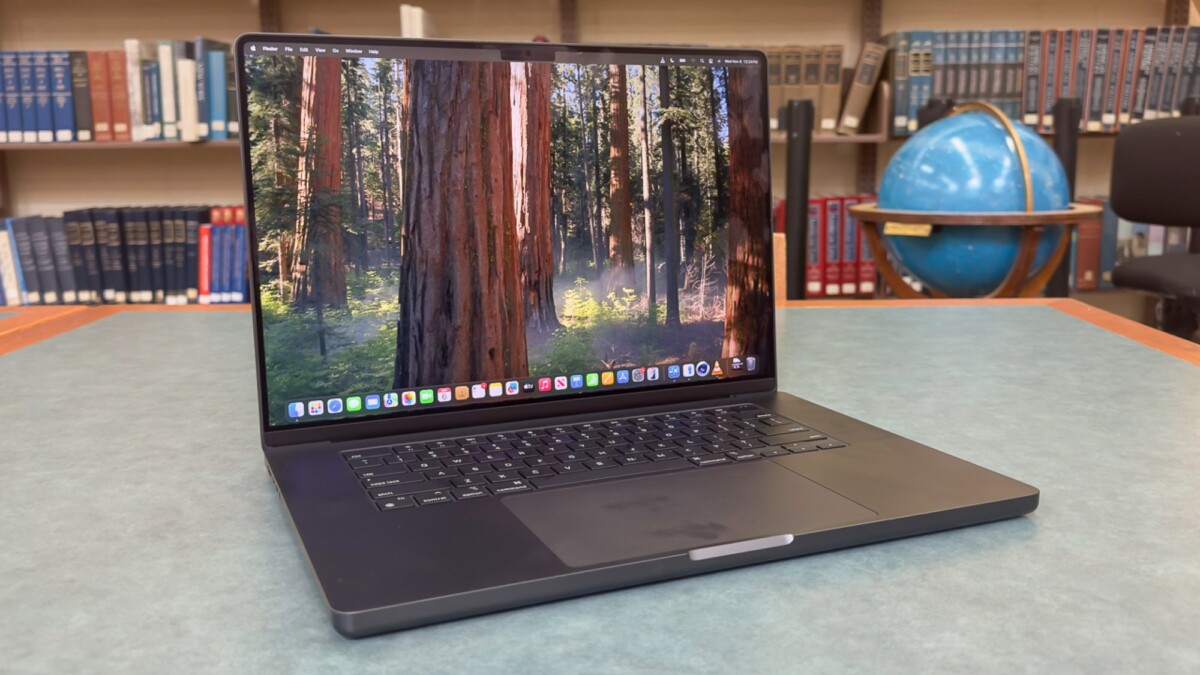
[{"x1": 0, "y1": 141, "x2": 240, "y2": 151}]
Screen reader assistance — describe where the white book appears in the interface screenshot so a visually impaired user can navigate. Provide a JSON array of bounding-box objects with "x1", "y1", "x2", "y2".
[
  {"x1": 123, "y1": 39, "x2": 146, "y2": 142},
  {"x1": 177, "y1": 57, "x2": 199, "y2": 142},
  {"x1": 0, "y1": 230, "x2": 23, "y2": 306},
  {"x1": 157, "y1": 41, "x2": 179, "y2": 140}
]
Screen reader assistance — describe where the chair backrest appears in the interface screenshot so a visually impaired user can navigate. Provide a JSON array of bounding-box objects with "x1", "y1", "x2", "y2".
[{"x1": 1111, "y1": 116, "x2": 1200, "y2": 229}]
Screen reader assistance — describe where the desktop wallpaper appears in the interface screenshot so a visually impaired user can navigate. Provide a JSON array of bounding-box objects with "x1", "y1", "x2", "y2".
[{"x1": 245, "y1": 53, "x2": 772, "y2": 424}]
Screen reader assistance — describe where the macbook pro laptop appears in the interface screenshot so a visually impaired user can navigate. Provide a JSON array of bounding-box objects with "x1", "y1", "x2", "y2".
[{"x1": 234, "y1": 33, "x2": 1039, "y2": 638}]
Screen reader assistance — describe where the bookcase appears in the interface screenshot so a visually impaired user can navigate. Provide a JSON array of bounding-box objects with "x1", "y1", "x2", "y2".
[{"x1": 0, "y1": 0, "x2": 1195, "y2": 253}]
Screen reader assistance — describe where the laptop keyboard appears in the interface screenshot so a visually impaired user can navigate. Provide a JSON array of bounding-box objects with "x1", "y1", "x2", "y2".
[{"x1": 341, "y1": 403, "x2": 847, "y2": 511}]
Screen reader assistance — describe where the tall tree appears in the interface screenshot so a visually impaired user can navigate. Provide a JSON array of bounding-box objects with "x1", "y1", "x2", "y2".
[
  {"x1": 722, "y1": 66, "x2": 771, "y2": 359},
  {"x1": 607, "y1": 64, "x2": 633, "y2": 290},
  {"x1": 511, "y1": 61, "x2": 560, "y2": 333},
  {"x1": 574, "y1": 66, "x2": 599, "y2": 270},
  {"x1": 395, "y1": 60, "x2": 528, "y2": 387},
  {"x1": 638, "y1": 66, "x2": 656, "y2": 319},
  {"x1": 708, "y1": 67, "x2": 729, "y2": 227},
  {"x1": 590, "y1": 67, "x2": 605, "y2": 270},
  {"x1": 375, "y1": 60, "x2": 396, "y2": 266},
  {"x1": 291, "y1": 56, "x2": 347, "y2": 310},
  {"x1": 660, "y1": 67, "x2": 680, "y2": 327}
]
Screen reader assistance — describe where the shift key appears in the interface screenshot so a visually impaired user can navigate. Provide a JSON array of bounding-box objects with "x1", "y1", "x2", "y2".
[{"x1": 763, "y1": 430, "x2": 828, "y2": 445}]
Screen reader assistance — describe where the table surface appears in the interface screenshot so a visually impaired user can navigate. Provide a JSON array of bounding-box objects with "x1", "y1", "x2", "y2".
[{"x1": 2, "y1": 303, "x2": 1198, "y2": 674}]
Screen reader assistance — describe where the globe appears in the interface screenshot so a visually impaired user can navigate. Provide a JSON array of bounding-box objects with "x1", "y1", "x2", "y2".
[{"x1": 877, "y1": 111, "x2": 1071, "y2": 297}]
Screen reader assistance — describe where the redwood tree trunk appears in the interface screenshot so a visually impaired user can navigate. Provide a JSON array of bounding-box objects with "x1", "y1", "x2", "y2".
[
  {"x1": 395, "y1": 60, "x2": 528, "y2": 388},
  {"x1": 660, "y1": 67, "x2": 680, "y2": 327},
  {"x1": 639, "y1": 66, "x2": 655, "y2": 319},
  {"x1": 291, "y1": 56, "x2": 347, "y2": 310},
  {"x1": 511, "y1": 61, "x2": 560, "y2": 333},
  {"x1": 722, "y1": 66, "x2": 771, "y2": 359},
  {"x1": 607, "y1": 64, "x2": 633, "y2": 291},
  {"x1": 708, "y1": 67, "x2": 729, "y2": 227}
]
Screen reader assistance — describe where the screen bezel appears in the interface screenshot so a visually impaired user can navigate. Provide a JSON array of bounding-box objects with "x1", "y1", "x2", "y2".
[{"x1": 234, "y1": 32, "x2": 779, "y2": 449}]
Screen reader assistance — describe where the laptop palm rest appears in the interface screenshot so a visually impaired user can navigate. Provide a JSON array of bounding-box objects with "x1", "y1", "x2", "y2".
[{"x1": 502, "y1": 462, "x2": 878, "y2": 568}]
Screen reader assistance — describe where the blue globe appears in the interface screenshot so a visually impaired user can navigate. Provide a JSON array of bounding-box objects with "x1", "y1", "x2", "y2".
[{"x1": 878, "y1": 111, "x2": 1071, "y2": 297}]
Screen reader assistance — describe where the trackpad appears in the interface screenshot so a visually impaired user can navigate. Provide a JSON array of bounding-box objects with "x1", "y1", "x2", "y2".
[{"x1": 503, "y1": 462, "x2": 877, "y2": 568}]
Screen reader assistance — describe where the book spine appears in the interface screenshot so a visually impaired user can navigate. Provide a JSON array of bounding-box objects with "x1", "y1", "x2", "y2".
[
  {"x1": 767, "y1": 47, "x2": 783, "y2": 129},
  {"x1": 44, "y1": 217, "x2": 77, "y2": 302},
  {"x1": 0, "y1": 52, "x2": 7, "y2": 143},
  {"x1": 932, "y1": 32, "x2": 946, "y2": 99},
  {"x1": 157, "y1": 41, "x2": 179, "y2": 140},
  {"x1": 1057, "y1": 29, "x2": 1075, "y2": 114},
  {"x1": 68, "y1": 52, "x2": 93, "y2": 142},
  {"x1": 1086, "y1": 29, "x2": 1111, "y2": 132},
  {"x1": 1023, "y1": 30, "x2": 1043, "y2": 126},
  {"x1": 133, "y1": 210, "x2": 150, "y2": 302},
  {"x1": 1146, "y1": 27, "x2": 1172, "y2": 120},
  {"x1": 31, "y1": 51, "x2": 54, "y2": 142},
  {"x1": 1188, "y1": 28, "x2": 1200, "y2": 106},
  {"x1": 805, "y1": 199, "x2": 825, "y2": 297},
  {"x1": 1, "y1": 52, "x2": 20, "y2": 143},
  {"x1": 175, "y1": 41, "x2": 198, "y2": 142},
  {"x1": 0, "y1": 229, "x2": 22, "y2": 306},
  {"x1": 945, "y1": 31, "x2": 961, "y2": 100},
  {"x1": 231, "y1": 207, "x2": 247, "y2": 303},
  {"x1": 1133, "y1": 27, "x2": 1158, "y2": 122},
  {"x1": 28, "y1": 217, "x2": 60, "y2": 303},
  {"x1": 142, "y1": 61, "x2": 162, "y2": 140},
  {"x1": 105, "y1": 50, "x2": 131, "y2": 141},
  {"x1": 856, "y1": 194, "x2": 877, "y2": 296},
  {"x1": 823, "y1": 197, "x2": 841, "y2": 295},
  {"x1": 1159, "y1": 26, "x2": 1186, "y2": 119},
  {"x1": 185, "y1": 209, "x2": 200, "y2": 302},
  {"x1": 117, "y1": 210, "x2": 137, "y2": 303},
  {"x1": 16, "y1": 53, "x2": 36, "y2": 143},
  {"x1": 194, "y1": 39, "x2": 210, "y2": 139},
  {"x1": 801, "y1": 46, "x2": 823, "y2": 113},
  {"x1": 1118, "y1": 30, "x2": 1143, "y2": 126},
  {"x1": 48, "y1": 51, "x2": 75, "y2": 142},
  {"x1": 890, "y1": 33, "x2": 910, "y2": 135},
  {"x1": 906, "y1": 33, "x2": 928, "y2": 134},
  {"x1": 198, "y1": 218, "x2": 212, "y2": 304},
  {"x1": 1102, "y1": 29, "x2": 1127, "y2": 131},
  {"x1": 838, "y1": 42, "x2": 886, "y2": 135},
  {"x1": 174, "y1": 210, "x2": 188, "y2": 303},
  {"x1": 105, "y1": 210, "x2": 128, "y2": 303},
  {"x1": 8, "y1": 219, "x2": 39, "y2": 303},
  {"x1": 209, "y1": 215, "x2": 223, "y2": 302},
  {"x1": 817, "y1": 45, "x2": 843, "y2": 133},
  {"x1": 839, "y1": 197, "x2": 858, "y2": 296},
  {"x1": 1039, "y1": 30, "x2": 1059, "y2": 133},
  {"x1": 123, "y1": 40, "x2": 145, "y2": 141},
  {"x1": 1173, "y1": 27, "x2": 1200, "y2": 117},
  {"x1": 208, "y1": 49, "x2": 228, "y2": 139},
  {"x1": 224, "y1": 52, "x2": 238, "y2": 137},
  {"x1": 75, "y1": 211, "x2": 101, "y2": 302},
  {"x1": 1098, "y1": 200, "x2": 1119, "y2": 289},
  {"x1": 85, "y1": 52, "x2": 112, "y2": 142},
  {"x1": 148, "y1": 209, "x2": 164, "y2": 302},
  {"x1": 93, "y1": 211, "x2": 112, "y2": 302},
  {"x1": 162, "y1": 210, "x2": 177, "y2": 303}
]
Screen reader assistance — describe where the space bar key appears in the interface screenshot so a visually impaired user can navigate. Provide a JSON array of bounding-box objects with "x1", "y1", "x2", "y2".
[{"x1": 529, "y1": 459, "x2": 692, "y2": 489}]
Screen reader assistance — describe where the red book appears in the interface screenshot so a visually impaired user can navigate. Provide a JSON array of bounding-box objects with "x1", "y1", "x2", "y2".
[
  {"x1": 198, "y1": 211, "x2": 214, "y2": 304},
  {"x1": 1074, "y1": 198, "x2": 1104, "y2": 290},
  {"x1": 85, "y1": 52, "x2": 113, "y2": 142},
  {"x1": 839, "y1": 196, "x2": 860, "y2": 296},
  {"x1": 105, "y1": 50, "x2": 132, "y2": 142},
  {"x1": 805, "y1": 198, "x2": 825, "y2": 297},
  {"x1": 773, "y1": 198, "x2": 786, "y2": 233},
  {"x1": 856, "y1": 194, "x2": 877, "y2": 296},
  {"x1": 823, "y1": 197, "x2": 841, "y2": 295}
]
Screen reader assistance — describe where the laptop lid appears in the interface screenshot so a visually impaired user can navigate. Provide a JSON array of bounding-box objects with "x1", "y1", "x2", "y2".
[{"x1": 235, "y1": 34, "x2": 777, "y2": 448}]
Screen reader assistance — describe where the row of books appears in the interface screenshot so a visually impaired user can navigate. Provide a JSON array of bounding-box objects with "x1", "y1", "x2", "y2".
[
  {"x1": 1069, "y1": 199, "x2": 1192, "y2": 291},
  {"x1": 0, "y1": 39, "x2": 239, "y2": 144},
  {"x1": 765, "y1": 43, "x2": 888, "y2": 136},
  {"x1": 772, "y1": 195, "x2": 877, "y2": 298},
  {"x1": 886, "y1": 26, "x2": 1200, "y2": 136},
  {"x1": 0, "y1": 205, "x2": 248, "y2": 307}
]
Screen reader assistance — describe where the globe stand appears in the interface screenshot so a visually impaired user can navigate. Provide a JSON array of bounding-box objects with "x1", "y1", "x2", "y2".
[
  {"x1": 849, "y1": 203, "x2": 1104, "y2": 298},
  {"x1": 850, "y1": 101, "x2": 1103, "y2": 299}
]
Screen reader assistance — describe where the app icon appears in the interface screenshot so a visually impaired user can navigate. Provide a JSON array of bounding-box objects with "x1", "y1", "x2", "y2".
[
  {"x1": 382, "y1": 393, "x2": 399, "y2": 408},
  {"x1": 682, "y1": 363, "x2": 696, "y2": 377},
  {"x1": 667, "y1": 365, "x2": 681, "y2": 379},
  {"x1": 346, "y1": 396, "x2": 363, "y2": 412},
  {"x1": 455, "y1": 386, "x2": 470, "y2": 401},
  {"x1": 402, "y1": 391, "x2": 417, "y2": 406},
  {"x1": 746, "y1": 356, "x2": 758, "y2": 372},
  {"x1": 505, "y1": 380, "x2": 520, "y2": 395},
  {"x1": 570, "y1": 374, "x2": 584, "y2": 389},
  {"x1": 538, "y1": 377, "x2": 552, "y2": 392},
  {"x1": 632, "y1": 368, "x2": 645, "y2": 383},
  {"x1": 712, "y1": 361, "x2": 724, "y2": 377},
  {"x1": 327, "y1": 398, "x2": 344, "y2": 414},
  {"x1": 419, "y1": 389, "x2": 435, "y2": 404},
  {"x1": 308, "y1": 400, "x2": 324, "y2": 416},
  {"x1": 471, "y1": 383, "x2": 487, "y2": 399},
  {"x1": 601, "y1": 371, "x2": 615, "y2": 386},
  {"x1": 554, "y1": 375, "x2": 568, "y2": 391},
  {"x1": 287, "y1": 402, "x2": 305, "y2": 418},
  {"x1": 522, "y1": 381, "x2": 536, "y2": 392},
  {"x1": 489, "y1": 382, "x2": 503, "y2": 397},
  {"x1": 616, "y1": 370, "x2": 630, "y2": 384},
  {"x1": 695, "y1": 361, "x2": 710, "y2": 377},
  {"x1": 365, "y1": 394, "x2": 381, "y2": 410},
  {"x1": 647, "y1": 367, "x2": 660, "y2": 381},
  {"x1": 586, "y1": 373, "x2": 600, "y2": 387},
  {"x1": 731, "y1": 357, "x2": 744, "y2": 370},
  {"x1": 437, "y1": 387, "x2": 452, "y2": 402}
]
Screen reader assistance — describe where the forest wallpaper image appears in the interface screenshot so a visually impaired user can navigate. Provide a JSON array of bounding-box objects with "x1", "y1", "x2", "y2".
[{"x1": 245, "y1": 54, "x2": 772, "y2": 423}]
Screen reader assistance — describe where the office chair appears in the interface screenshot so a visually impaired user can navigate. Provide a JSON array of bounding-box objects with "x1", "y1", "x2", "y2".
[{"x1": 1110, "y1": 116, "x2": 1200, "y2": 340}]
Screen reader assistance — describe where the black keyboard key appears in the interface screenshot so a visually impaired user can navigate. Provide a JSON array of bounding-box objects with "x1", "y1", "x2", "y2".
[
  {"x1": 450, "y1": 446, "x2": 481, "y2": 457},
  {"x1": 568, "y1": 440, "x2": 600, "y2": 451},
  {"x1": 530, "y1": 458, "x2": 692, "y2": 489},
  {"x1": 646, "y1": 450, "x2": 676, "y2": 461},
  {"x1": 507, "y1": 448, "x2": 539, "y2": 459},
  {"x1": 525, "y1": 456, "x2": 556, "y2": 467},
  {"x1": 488, "y1": 433, "x2": 519, "y2": 442},
  {"x1": 426, "y1": 440, "x2": 458, "y2": 451},
  {"x1": 371, "y1": 478, "x2": 454, "y2": 498},
  {"x1": 362, "y1": 473, "x2": 425, "y2": 489},
  {"x1": 383, "y1": 454, "x2": 412, "y2": 464},
  {"x1": 413, "y1": 460, "x2": 443, "y2": 471},
  {"x1": 394, "y1": 443, "x2": 424, "y2": 454},
  {"x1": 517, "y1": 429, "x2": 548, "y2": 439},
  {"x1": 414, "y1": 490, "x2": 454, "y2": 505},
  {"x1": 487, "y1": 471, "x2": 522, "y2": 483},
  {"x1": 452, "y1": 486, "x2": 489, "y2": 500},
  {"x1": 415, "y1": 448, "x2": 449, "y2": 460},
  {"x1": 760, "y1": 447, "x2": 790, "y2": 457},
  {"x1": 584, "y1": 458, "x2": 619, "y2": 470},
  {"x1": 344, "y1": 448, "x2": 394, "y2": 461},
  {"x1": 457, "y1": 436, "x2": 488, "y2": 446},
  {"x1": 816, "y1": 441, "x2": 847, "y2": 449},
  {"x1": 489, "y1": 480, "x2": 533, "y2": 495},
  {"x1": 348, "y1": 458, "x2": 384, "y2": 469},
  {"x1": 376, "y1": 496, "x2": 415, "y2": 510},
  {"x1": 644, "y1": 440, "x2": 677, "y2": 452},
  {"x1": 729, "y1": 438, "x2": 766, "y2": 450},
  {"x1": 356, "y1": 465, "x2": 409, "y2": 479},
  {"x1": 689, "y1": 454, "x2": 731, "y2": 467},
  {"x1": 615, "y1": 454, "x2": 647, "y2": 466},
  {"x1": 725, "y1": 450, "x2": 761, "y2": 462},
  {"x1": 451, "y1": 475, "x2": 489, "y2": 487},
  {"x1": 492, "y1": 460, "x2": 524, "y2": 472},
  {"x1": 759, "y1": 423, "x2": 811, "y2": 436},
  {"x1": 765, "y1": 431, "x2": 829, "y2": 446},
  {"x1": 443, "y1": 456, "x2": 473, "y2": 467},
  {"x1": 553, "y1": 462, "x2": 588, "y2": 474},
  {"x1": 460, "y1": 465, "x2": 491, "y2": 476},
  {"x1": 423, "y1": 468, "x2": 459, "y2": 481},
  {"x1": 519, "y1": 467, "x2": 556, "y2": 479},
  {"x1": 480, "y1": 451, "x2": 508, "y2": 463},
  {"x1": 587, "y1": 448, "x2": 617, "y2": 459},
  {"x1": 674, "y1": 447, "x2": 705, "y2": 458},
  {"x1": 555, "y1": 451, "x2": 588, "y2": 462},
  {"x1": 784, "y1": 442, "x2": 821, "y2": 453}
]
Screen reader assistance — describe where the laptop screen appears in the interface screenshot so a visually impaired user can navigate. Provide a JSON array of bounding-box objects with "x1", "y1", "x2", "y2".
[{"x1": 240, "y1": 37, "x2": 774, "y2": 428}]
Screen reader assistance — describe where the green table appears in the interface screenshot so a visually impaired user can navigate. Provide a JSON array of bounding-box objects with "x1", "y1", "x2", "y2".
[{"x1": 2, "y1": 305, "x2": 1198, "y2": 673}]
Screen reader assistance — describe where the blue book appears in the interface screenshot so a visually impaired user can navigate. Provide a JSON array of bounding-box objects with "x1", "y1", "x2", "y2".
[
  {"x1": 910, "y1": 31, "x2": 933, "y2": 133},
  {"x1": 931, "y1": 32, "x2": 947, "y2": 99},
  {"x1": 17, "y1": 52, "x2": 37, "y2": 143},
  {"x1": 142, "y1": 61, "x2": 162, "y2": 140},
  {"x1": 48, "y1": 51, "x2": 75, "y2": 142},
  {"x1": 0, "y1": 53, "x2": 6, "y2": 144},
  {"x1": 887, "y1": 32, "x2": 911, "y2": 136},
  {"x1": 31, "y1": 51, "x2": 53, "y2": 142},
  {"x1": 1, "y1": 52, "x2": 20, "y2": 143},
  {"x1": 194, "y1": 38, "x2": 230, "y2": 140},
  {"x1": 232, "y1": 222, "x2": 247, "y2": 302},
  {"x1": 206, "y1": 48, "x2": 228, "y2": 140},
  {"x1": 989, "y1": 30, "x2": 1006, "y2": 108}
]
